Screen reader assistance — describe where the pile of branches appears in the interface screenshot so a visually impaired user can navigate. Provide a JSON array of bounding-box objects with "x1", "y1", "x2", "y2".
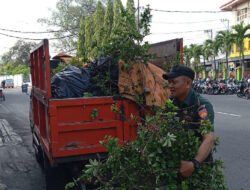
[{"x1": 66, "y1": 100, "x2": 227, "y2": 190}]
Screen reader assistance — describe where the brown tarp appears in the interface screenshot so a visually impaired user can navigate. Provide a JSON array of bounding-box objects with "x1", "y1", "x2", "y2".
[{"x1": 118, "y1": 61, "x2": 170, "y2": 107}]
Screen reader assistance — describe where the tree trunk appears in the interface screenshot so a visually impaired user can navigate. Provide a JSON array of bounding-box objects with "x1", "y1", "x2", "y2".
[
  {"x1": 242, "y1": 53, "x2": 245, "y2": 79},
  {"x1": 226, "y1": 52, "x2": 229, "y2": 79},
  {"x1": 203, "y1": 57, "x2": 206, "y2": 79},
  {"x1": 213, "y1": 56, "x2": 217, "y2": 80}
]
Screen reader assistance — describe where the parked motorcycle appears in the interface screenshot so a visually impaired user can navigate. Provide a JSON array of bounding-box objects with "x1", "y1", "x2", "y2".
[{"x1": 236, "y1": 79, "x2": 250, "y2": 99}]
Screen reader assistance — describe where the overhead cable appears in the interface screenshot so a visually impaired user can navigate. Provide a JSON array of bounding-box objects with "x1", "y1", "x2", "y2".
[
  {"x1": 0, "y1": 27, "x2": 79, "y2": 34},
  {"x1": 0, "y1": 32, "x2": 75, "y2": 40},
  {"x1": 152, "y1": 19, "x2": 223, "y2": 25},
  {"x1": 148, "y1": 8, "x2": 228, "y2": 13},
  {"x1": 151, "y1": 27, "x2": 228, "y2": 35}
]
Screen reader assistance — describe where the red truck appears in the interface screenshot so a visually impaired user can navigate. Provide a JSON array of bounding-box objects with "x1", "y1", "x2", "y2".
[{"x1": 29, "y1": 39, "x2": 141, "y2": 190}]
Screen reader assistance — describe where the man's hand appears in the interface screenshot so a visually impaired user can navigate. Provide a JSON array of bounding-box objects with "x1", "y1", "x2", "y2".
[{"x1": 179, "y1": 160, "x2": 195, "y2": 178}]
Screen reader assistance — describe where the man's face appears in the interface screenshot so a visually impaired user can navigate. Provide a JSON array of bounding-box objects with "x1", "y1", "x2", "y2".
[{"x1": 168, "y1": 76, "x2": 190, "y2": 99}]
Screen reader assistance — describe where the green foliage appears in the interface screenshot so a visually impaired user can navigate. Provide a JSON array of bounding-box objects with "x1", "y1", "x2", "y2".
[
  {"x1": 110, "y1": 104, "x2": 122, "y2": 114},
  {"x1": 111, "y1": 0, "x2": 124, "y2": 38},
  {"x1": 91, "y1": 108, "x2": 99, "y2": 119},
  {"x1": 189, "y1": 44, "x2": 202, "y2": 72},
  {"x1": 126, "y1": 0, "x2": 137, "y2": 33},
  {"x1": 77, "y1": 16, "x2": 86, "y2": 58},
  {"x1": 215, "y1": 30, "x2": 234, "y2": 79},
  {"x1": 38, "y1": 0, "x2": 107, "y2": 51},
  {"x1": 83, "y1": 92, "x2": 93, "y2": 97},
  {"x1": 85, "y1": 15, "x2": 95, "y2": 58},
  {"x1": 93, "y1": 1, "x2": 105, "y2": 53},
  {"x1": 102, "y1": 0, "x2": 114, "y2": 45},
  {"x1": 67, "y1": 100, "x2": 228, "y2": 190},
  {"x1": 1, "y1": 40, "x2": 36, "y2": 67},
  {"x1": 0, "y1": 40, "x2": 37, "y2": 76},
  {"x1": 51, "y1": 62, "x2": 67, "y2": 77},
  {"x1": 77, "y1": 2, "x2": 152, "y2": 97},
  {"x1": 162, "y1": 52, "x2": 181, "y2": 72},
  {"x1": 70, "y1": 57, "x2": 84, "y2": 68},
  {"x1": 183, "y1": 46, "x2": 192, "y2": 67},
  {"x1": 232, "y1": 21, "x2": 250, "y2": 78},
  {"x1": 102, "y1": 5, "x2": 152, "y2": 64}
]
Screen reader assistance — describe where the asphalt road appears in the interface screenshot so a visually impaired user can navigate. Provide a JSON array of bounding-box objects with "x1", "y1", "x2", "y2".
[
  {"x1": 0, "y1": 87, "x2": 45, "y2": 190},
  {"x1": 203, "y1": 94, "x2": 250, "y2": 190},
  {"x1": 0, "y1": 88, "x2": 249, "y2": 190}
]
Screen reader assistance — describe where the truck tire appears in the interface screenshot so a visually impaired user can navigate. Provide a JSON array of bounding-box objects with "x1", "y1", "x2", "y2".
[
  {"x1": 43, "y1": 152, "x2": 67, "y2": 190},
  {"x1": 34, "y1": 143, "x2": 43, "y2": 164}
]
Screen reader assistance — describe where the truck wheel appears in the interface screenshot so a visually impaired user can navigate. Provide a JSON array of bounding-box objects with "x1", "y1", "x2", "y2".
[
  {"x1": 35, "y1": 145, "x2": 43, "y2": 164},
  {"x1": 32, "y1": 132, "x2": 43, "y2": 165},
  {"x1": 43, "y1": 153, "x2": 67, "y2": 190}
]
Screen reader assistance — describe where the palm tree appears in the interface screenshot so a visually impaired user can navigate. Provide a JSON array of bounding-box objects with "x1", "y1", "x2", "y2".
[
  {"x1": 202, "y1": 41, "x2": 213, "y2": 78},
  {"x1": 189, "y1": 44, "x2": 203, "y2": 78},
  {"x1": 216, "y1": 30, "x2": 234, "y2": 79},
  {"x1": 232, "y1": 21, "x2": 250, "y2": 79},
  {"x1": 183, "y1": 45, "x2": 192, "y2": 67},
  {"x1": 204, "y1": 39, "x2": 220, "y2": 79}
]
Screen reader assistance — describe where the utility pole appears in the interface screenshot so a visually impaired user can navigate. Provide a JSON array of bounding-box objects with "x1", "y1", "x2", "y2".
[
  {"x1": 204, "y1": 29, "x2": 214, "y2": 78},
  {"x1": 221, "y1": 18, "x2": 230, "y2": 31},
  {"x1": 204, "y1": 29, "x2": 213, "y2": 40}
]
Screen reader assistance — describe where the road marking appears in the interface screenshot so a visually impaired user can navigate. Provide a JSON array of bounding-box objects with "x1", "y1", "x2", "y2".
[{"x1": 216, "y1": 112, "x2": 241, "y2": 117}]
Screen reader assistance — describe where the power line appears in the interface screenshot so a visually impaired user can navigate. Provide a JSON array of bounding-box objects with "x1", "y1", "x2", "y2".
[
  {"x1": 148, "y1": 8, "x2": 228, "y2": 13},
  {"x1": 152, "y1": 19, "x2": 222, "y2": 25},
  {"x1": 0, "y1": 32, "x2": 75, "y2": 41},
  {"x1": 143, "y1": 7, "x2": 250, "y2": 14},
  {"x1": 0, "y1": 27, "x2": 79, "y2": 34},
  {"x1": 151, "y1": 27, "x2": 228, "y2": 35}
]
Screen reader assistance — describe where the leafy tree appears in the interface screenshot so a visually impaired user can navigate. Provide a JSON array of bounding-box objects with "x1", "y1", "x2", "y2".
[
  {"x1": 216, "y1": 30, "x2": 234, "y2": 79},
  {"x1": 77, "y1": 16, "x2": 86, "y2": 58},
  {"x1": 204, "y1": 39, "x2": 220, "y2": 79},
  {"x1": 0, "y1": 40, "x2": 36, "y2": 76},
  {"x1": 202, "y1": 40, "x2": 213, "y2": 78},
  {"x1": 38, "y1": 0, "x2": 107, "y2": 52},
  {"x1": 92, "y1": 1, "x2": 105, "y2": 57},
  {"x1": 84, "y1": 15, "x2": 95, "y2": 58},
  {"x1": 102, "y1": 0, "x2": 114, "y2": 45},
  {"x1": 232, "y1": 21, "x2": 250, "y2": 78},
  {"x1": 190, "y1": 44, "x2": 203, "y2": 77},
  {"x1": 111, "y1": 0, "x2": 124, "y2": 38},
  {"x1": 1, "y1": 40, "x2": 36, "y2": 67},
  {"x1": 183, "y1": 45, "x2": 192, "y2": 67},
  {"x1": 126, "y1": 0, "x2": 137, "y2": 33}
]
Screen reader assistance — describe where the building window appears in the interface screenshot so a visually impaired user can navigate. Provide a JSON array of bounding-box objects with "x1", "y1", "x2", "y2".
[{"x1": 237, "y1": 8, "x2": 247, "y2": 22}]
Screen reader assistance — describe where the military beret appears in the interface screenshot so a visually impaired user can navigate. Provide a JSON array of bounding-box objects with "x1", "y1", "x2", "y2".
[{"x1": 162, "y1": 65, "x2": 195, "y2": 80}]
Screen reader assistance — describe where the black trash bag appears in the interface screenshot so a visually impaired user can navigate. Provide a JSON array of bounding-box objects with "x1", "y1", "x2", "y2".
[
  {"x1": 88, "y1": 57, "x2": 119, "y2": 96},
  {"x1": 51, "y1": 65, "x2": 91, "y2": 98}
]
